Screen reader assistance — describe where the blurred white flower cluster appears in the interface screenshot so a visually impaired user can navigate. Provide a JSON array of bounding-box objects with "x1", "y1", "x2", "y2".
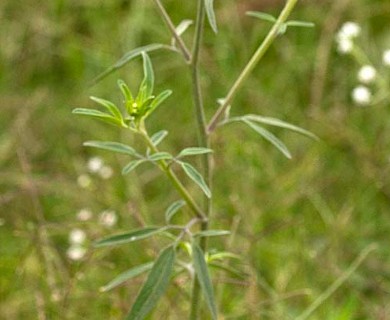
[
  {"x1": 67, "y1": 228, "x2": 87, "y2": 261},
  {"x1": 77, "y1": 156, "x2": 114, "y2": 189},
  {"x1": 336, "y1": 22, "x2": 390, "y2": 107}
]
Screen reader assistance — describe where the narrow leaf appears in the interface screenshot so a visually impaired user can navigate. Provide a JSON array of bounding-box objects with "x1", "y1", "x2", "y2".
[
  {"x1": 122, "y1": 160, "x2": 145, "y2": 175},
  {"x1": 243, "y1": 119, "x2": 292, "y2": 159},
  {"x1": 246, "y1": 11, "x2": 277, "y2": 23},
  {"x1": 92, "y1": 43, "x2": 169, "y2": 84},
  {"x1": 172, "y1": 20, "x2": 193, "y2": 47},
  {"x1": 118, "y1": 80, "x2": 134, "y2": 104},
  {"x1": 72, "y1": 108, "x2": 124, "y2": 127},
  {"x1": 94, "y1": 227, "x2": 166, "y2": 248},
  {"x1": 90, "y1": 96, "x2": 123, "y2": 121},
  {"x1": 145, "y1": 90, "x2": 172, "y2": 118},
  {"x1": 101, "y1": 262, "x2": 154, "y2": 292},
  {"x1": 141, "y1": 52, "x2": 154, "y2": 98},
  {"x1": 148, "y1": 152, "x2": 173, "y2": 161},
  {"x1": 83, "y1": 141, "x2": 139, "y2": 157},
  {"x1": 194, "y1": 230, "x2": 231, "y2": 238},
  {"x1": 204, "y1": 0, "x2": 218, "y2": 33},
  {"x1": 208, "y1": 251, "x2": 241, "y2": 262},
  {"x1": 244, "y1": 114, "x2": 319, "y2": 140},
  {"x1": 177, "y1": 147, "x2": 213, "y2": 158},
  {"x1": 180, "y1": 162, "x2": 211, "y2": 198},
  {"x1": 192, "y1": 242, "x2": 218, "y2": 320},
  {"x1": 126, "y1": 246, "x2": 176, "y2": 320},
  {"x1": 286, "y1": 20, "x2": 315, "y2": 28},
  {"x1": 165, "y1": 200, "x2": 186, "y2": 223},
  {"x1": 209, "y1": 262, "x2": 247, "y2": 280},
  {"x1": 150, "y1": 130, "x2": 168, "y2": 146}
]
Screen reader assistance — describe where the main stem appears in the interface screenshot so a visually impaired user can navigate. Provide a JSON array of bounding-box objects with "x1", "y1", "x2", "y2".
[{"x1": 189, "y1": 1, "x2": 211, "y2": 319}]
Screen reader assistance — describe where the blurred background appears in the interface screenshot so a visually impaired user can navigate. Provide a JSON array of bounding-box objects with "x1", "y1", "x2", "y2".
[{"x1": 1, "y1": 0, "x2": 390, "y2": 319}]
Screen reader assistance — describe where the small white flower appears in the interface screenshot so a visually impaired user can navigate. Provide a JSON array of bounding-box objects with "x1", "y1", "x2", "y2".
[
  {"x1": 339, "y1": 22, "x2": 361, "y2": 39},
  {"x1": 77, "y1": 208, "x2": 93, "y2": 221},
  {"x1": 352, "y1": 86, "x2": 372, "y2": 106},
  {"x1": 99, "y1": 210, "x2": 118, "y2": 227},
  {"x1": 87, "y1": 157, "x2": 104, "y2": 173},
  {"x1": 69, "y1": 228, "x2": 87, "y2": 244},
  {"x1": 77, "y1": 174, "x2": 92, "y2": 188},
  {"x1": 337, "y1": 38, "x2": 353, "y2": 54},
  {"x1": 99, "y1": 166, "x2": 113, "y2": 179},
  {"x1": 358, "y1": 65, "x2": 377, "y2": 84},
  {"x1": 383, "y1": 49, "x2": 390, "y2": 66},
  {"x1": 67, "y1": 245, "x2": 87, "y2": 261}
]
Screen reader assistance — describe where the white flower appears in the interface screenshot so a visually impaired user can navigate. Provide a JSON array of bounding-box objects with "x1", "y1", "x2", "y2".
[
  {"x1": 337, "y1": 38, "x2": 353, "y2": 54},
  {"x1": 99, "y1": 210, "x2": 118, "y2": 227},
  {"x1": 69, "y1": 228, "x2": 87, "y2": 244},
  {"x1": 77, "y1": 174, "x2": 92, "y2": 188},
  {"x1": 352, "y1": 86, "x2": 372, "y2": 106},
  {"x1": 67, "y1": 245, "x2": 87, "y2": 261},
  {"x1": 87, "y1": 157, "x2": 104, "y2": 173},
  {"x1": 77, "y1": 208, "x2": 93, "y2": 221},
  {"x1": 383, "y1": 49, "x2": 390, "y2": 66},
  {"x1": 357, "y1": 65, "x2": 377, "y2": 84},
  {"x1": 99, "y1": 166, "x2": 113, "y2": 179},
  {"x1": 339, "y1": 22, "x2": 361, "y2": 39}
]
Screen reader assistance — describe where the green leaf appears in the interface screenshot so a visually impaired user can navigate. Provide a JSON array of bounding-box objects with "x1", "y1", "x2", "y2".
[
  {"x1": 89, "y1": 96, "x2": 123, "y2": 121},
  {"x1": 83, "y1": 141, "x2": 139, "y2": 157},
  {"x1": 209, "y1": 262, "x2": 247, "y2": 280},
  {"x1": 150, "y1": 130, "x2": 168, "y2": 146},
  {"x1": 118, "y1": 80, "x2": 134, "y2": 104},
  {"x1": 145, "y1": 90, "x2": 172, "y2": 118},
  {"x1": 204, "y1": 0, "x2": 218, "y2": 33},
  {"x1": 286, "y1": 20, "x2": 315, "y2": 28},
  {"x1": 246, "y1": 11, "x2": 277, "y2": 23},
  {"x1": 122, "y1": 160, "x2": 145, "y2": 175},
  {"x1": 126, "y1": 246, "x2": 176, "y2": 320},
  {"x1": 243, "y1": 115, "x2": 319, "y2": 140},
  {"x1": 192, "y1": 242, "x2": 218, "y2": 320},
  {"x1": 72, "y1": 108, "x2": 124, "y2": 127},
  {"x1": 165, "y1": 200, "x2": 186, "y2": 223},
  {"x1": 194, "y1": 230, "x2": 231, "y2": 238},
  {"x1": 92, "y1": 43, "x2": 170, "y2": 84},
  {"x1": 208, "y1": 251, "x2": 241, "y2": 262},
  {"x1": 100, "y1": 262, "x2": 154, "y2": 292},
  {"x1": 180, "y1": 162, "x2": 211, "y2": 198},
  {"x1": 94, "y1": 227, "x2": 166, "y2": 248},
  {"x1": 177, "y1": 147, "x2": 213, "y2": 158},
  {"x1": 141, "y1": 52, "x2": 154, "y2": 98},
  {"x1": 148, "y1": 152, "x2": 173, "y2": 161},
  {"x1": 243, "y1": 119, "x2": 292, "y2": 159},
  {"x1": 172, "y1": 20, "x2": 193, "y2": 47}
]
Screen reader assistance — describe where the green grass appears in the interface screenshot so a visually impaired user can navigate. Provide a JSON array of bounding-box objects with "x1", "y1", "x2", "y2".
[{"x1": 1, "y1": 0, "x2": 390, "y2": 319}]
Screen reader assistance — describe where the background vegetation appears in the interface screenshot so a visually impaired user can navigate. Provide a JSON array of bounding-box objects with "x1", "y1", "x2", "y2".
[{"x1": 1, "y1": 0, "x2": 390, "y2": 319}]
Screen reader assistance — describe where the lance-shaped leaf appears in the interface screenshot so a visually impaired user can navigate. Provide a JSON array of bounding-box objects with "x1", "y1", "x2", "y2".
[
  {"x1": 89, "y1": 96, "x2": 123, "y2": 121},
  {"x1": 141, "y1": 52, "x2": 154, "y2": 98},
  {"x1": 286, "y1": 20, "x2": 315, "y2": 28},
  {"x1": 72, "y1": 108, "x2": 124, "y2": 127},
  {"x1": 177, "y1": 147, "x2": 213, "y2": 158},
  {"x1": 94, "y1": 227, "x2": 166, "y2": 248},
  {"x1": 165, "y1": 200, "x2": 186, "y2": 223},
  {"x1": 148, "y1": 152, "x2": 173, "y2": 161},
  {"x1": 150, "y1": 130, "x2": 168, "y2": 146},
  {"x1": 242, "y1": 114, "x2": 319, "y2": 140},
  {"x1": 126, "y1": 246, "x2": 176, "y2": 320},
  {"x1": 100, "y1": 262, "x2": 154, "y2": 292},
  {"x1": 172, "y1": 20, "x2": 193, "y2": 47},
  {"x1": 83, "y1": 141, "x2": 140, "y2": 157},
  {"x1": 118, "y1": 80, "x2": 135, "y2": 109},
  {"x1": 144, "y1": 90, "x2": 172, "y2": 119},
  {"x1": 122, "y1": 160, "x2": 146, "y2": 175},
  {"x1": 246, "y1": 11, "x2": 277, "y2": 23},
  {"x1": 194, "y1": 230, "x2": 231, "y2": 238},
  {"x1": 192, "y1": 242, "x2": 218, "y2": 320},
  {"x1": 180, "y1": 162, "x2": 211, "y2": 198},
  {"x1": 242, "y1": 119, "x2": 292, "y2": 159},
  {"x1": 92, "y1": 43, "x2": 171, "y2": 84},
  {"x1": 205, "y1": 0, "x2": 218, "y2": 33}
]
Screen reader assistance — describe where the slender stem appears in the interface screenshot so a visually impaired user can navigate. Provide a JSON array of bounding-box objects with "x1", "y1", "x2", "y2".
[
  {"x1": 140, "y1": 130, "x2": 206, "y2": 221},
  {"x1": 189, "y1": 1, "x2": 211, "y2": 319},
  {"x1": 152, "y1": 0, "x2": 192, "y2": 62},
  {"x1": 207, "y1": 0, "x2": 299, "y2": 133}
]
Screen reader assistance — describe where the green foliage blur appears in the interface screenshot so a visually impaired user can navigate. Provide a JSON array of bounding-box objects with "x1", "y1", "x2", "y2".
[{"x1": 1, "y1": 0, "x2": 390, "y2": 319}]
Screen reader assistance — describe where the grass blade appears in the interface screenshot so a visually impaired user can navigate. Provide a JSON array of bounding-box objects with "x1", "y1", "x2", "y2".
[
  {"x1": 192, "y1": 242, "x2": 218, "y2": 320},
  {"x1": 180, "y1": 162, "x2": 211, "y2": 198},
  {"x1": 126, "y1": 246, "x2": 176, "y2": 320},
  {"x1": 204, "y1": 0, "x2": 218, "y2": 33},
  {"x1": 100, "y1": 262, "x2": 154, "y2": 292}
]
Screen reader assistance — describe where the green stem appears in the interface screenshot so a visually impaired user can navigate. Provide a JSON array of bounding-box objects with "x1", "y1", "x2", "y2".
[
  {"x1": 140, "y1": 130, "x2": 206, "y2": 221},
  {"x1": 207, "y1": 0, "x2": 299, "y2": 133},
  {"x1": 189, "y1": 1, "x2": 211, "y2": 319}
]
